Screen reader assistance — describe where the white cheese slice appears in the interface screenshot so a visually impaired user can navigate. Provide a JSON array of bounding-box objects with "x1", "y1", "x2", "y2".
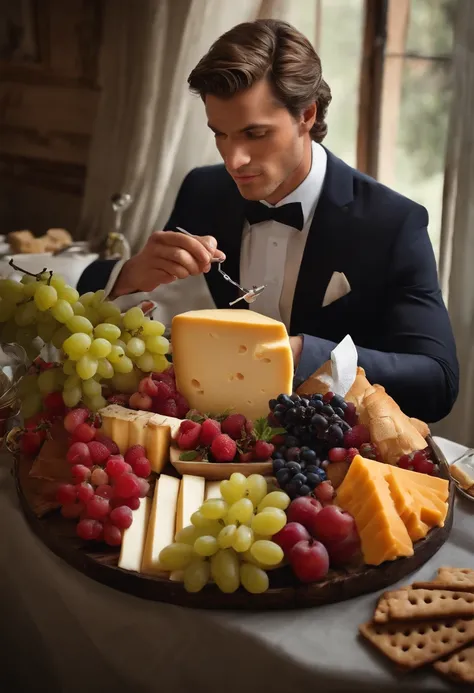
[
  {"x1": 175, "y1": 474, "x2": 205, "y2": 536},
  {"x1": 205, "y1": 480, "x2": 222, "y2": 500},
  {"x1": 118, "y1": 497, "x2": 151, "y2": 572},
  {"x1": 141, "y1": 474, "x2": 180, "y2": 576}
]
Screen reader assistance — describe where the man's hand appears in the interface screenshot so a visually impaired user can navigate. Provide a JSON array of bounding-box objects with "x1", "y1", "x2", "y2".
[
  {"x1": 112, "y1": 231, "x2": 226, "y2": 297},
  {"x1": 290, "y1": 335, "x2": 303, "y2": 368}
]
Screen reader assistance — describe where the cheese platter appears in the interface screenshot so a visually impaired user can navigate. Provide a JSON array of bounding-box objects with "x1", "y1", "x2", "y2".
[{"x1": 0, "y1": 264, "x2": 455, "y2": 610}]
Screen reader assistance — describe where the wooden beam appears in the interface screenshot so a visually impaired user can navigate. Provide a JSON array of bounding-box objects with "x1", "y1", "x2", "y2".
[{"x1": 356, "y1": 0, "x2": 388, "y2": 177}]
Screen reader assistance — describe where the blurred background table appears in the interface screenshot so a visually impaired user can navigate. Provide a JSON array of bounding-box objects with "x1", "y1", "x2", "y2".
[{"x1": 0, "y1": 253, "x2": 98, "y2": 289}]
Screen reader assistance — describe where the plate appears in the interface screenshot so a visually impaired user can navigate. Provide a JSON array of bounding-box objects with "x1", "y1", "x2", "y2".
[
  {"x1": 444, "y1": 446, "x2": 474, "y2": 503},
  {"x1": 169, "y1": 444, "x2": 273, "y2": 479}
]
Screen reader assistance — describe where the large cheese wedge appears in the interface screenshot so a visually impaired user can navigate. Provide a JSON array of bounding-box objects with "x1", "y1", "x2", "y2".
[
  {"x1": 389, "y1": 465, "x2": 449, "y2": 501},
  {"x1": 141, "y1": 474, "x2": 180, "y2": 576},
  {"x1": 175, "y1": 474, "x2": 205, "y2": 535},
  {"x1": 385, "y1": 471, "x2": 430, "y2": 542},
  {"x1": 172, "y1": 309, "x2": 293, "y2": 419},
  {"x1": 118, "y1": 497, "x2": 151, "y2": 572}
]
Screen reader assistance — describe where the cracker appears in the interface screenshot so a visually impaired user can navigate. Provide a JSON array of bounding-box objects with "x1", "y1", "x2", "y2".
[
  {"x1": 438, "y1": 567, "x2": 474, "y2": 588},
  {"x1": 359, "y1": 618, "x2": 474, "y2": 670},
  {"x1": 387, "y1": 588, "x2": 474, "y2": 620},
  {"x1": 374, "y1": 588, "x2": 410, "y2": 623},
  {"x1": 434, "y1": 644, "x2": 474, "y2": 683}
]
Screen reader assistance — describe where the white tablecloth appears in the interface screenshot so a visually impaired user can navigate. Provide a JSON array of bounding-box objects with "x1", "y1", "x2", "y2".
[
  {"x1": 0, "y1": 253, "x2": 98, "y2": 289},
  {"x1": 1, "y1": 437, "x2": 473, "y2": 693}
]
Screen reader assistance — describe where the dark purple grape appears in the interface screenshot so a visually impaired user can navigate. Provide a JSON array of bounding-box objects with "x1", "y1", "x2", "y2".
[
  {"x1": 304, "y1": 406, "x2": 315, "y2": 419},
  {"x1": 269, "y1": 398, "x2": 277, "y2": 411},
  {"x1": 340, "y1": 421, "x2": 352, "y2": 432},
  {"x1": 306, "y1": 472, "x2": 321, "y2": 488},
  {"x1": 311, "y1": 413, "x2": 327, "y2": 430},
  {"x1": 286, "y1": 461, "x2": 301, "y2": 474},
  {"x1": 306, "y1": 463, "x2": 321, "y2": 474},
  {"x1": 293, "y1": 472, "x2": 307, "y2": 484},
  {"x1": 316, "y1": 468, "x2": 327, "y2": 481},
  {"x1": 331, "y1": 394, "x2": 346, "y2": 409},
  {"x1": 272, "y1": 458, "x2": 285, "y2": 473},
  {"x1": 277, "y1": 394, "x2": 293, "y2": 408},
  {"x1": 285, "y1": 407, "x2": 300, "y2": 424},
  {"x1": 286, "y1": 447, "x2": 301, "y2": 462},
  {"x1": 272, "y1": 450, "x2": 284, "y2": 459},
  {"x1": 321, "y1": 405, "x2": 335, "y2": 417},
  {"x1": 312, "y1": 399, "x2": 324, "y2": 412},
  {"x1": 284, "y1": 435, "x2": 299, "y2": 448},
  {"x1": 311, "y1": 393, "x2": 323, "y2": 402},
  {"x1": 301, "y1": 448, "x2": 317, "y2": 463},
  {"x1": 289, "y1": 478, "x2": 303, "y2": 491},
  {"x1": 276, "y1": 468, "x2": 291, "y2": 486},
  {"x1": 298, "y1": 485, "x2": 311, "y2": 496},
  {"x1": 334, "y1": 407, "x2": 345, "y2": 418},
  {"x1": 300, "y1": 398, "x2": 310, "y2": 408},
  {"x1": 289, "y1": 393, "x2": 301, "y2": 403},
  {"x1": 327, "y1": 424, "x2": 344, "y2": 447}
]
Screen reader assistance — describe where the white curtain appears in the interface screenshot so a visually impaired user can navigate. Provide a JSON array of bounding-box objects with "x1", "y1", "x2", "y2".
[
  {"x1": 78, "y1": 0, "x2": 294, "y2": 251},
  {"x1": 434, "y1": 0, "x2": 474, "y2": 447}
]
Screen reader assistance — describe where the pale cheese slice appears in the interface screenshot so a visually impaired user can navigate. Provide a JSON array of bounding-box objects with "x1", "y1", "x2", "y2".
[
  {"x1": 118, "y1": 497, "x2": 151, "y2": 572},
  {"x1": 175, "y1": 474, "x2": 205, "y2": 536},
  {"x1": 100, "y1": 405, "x2": 141, "y2": 453},
  {"x1": 128, "y1": 411, "x2": 155, "y2": 447},
  {"x1": 205, "y1": 481, "x2": 222, "y2": 500},
  {"x1": 141, "y1": 474, "x2": 180, "y2": 576}
]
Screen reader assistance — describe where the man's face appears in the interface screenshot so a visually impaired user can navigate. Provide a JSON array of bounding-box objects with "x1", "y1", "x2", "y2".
[{"x1": 205, "y1": 79, "x2": 308, "y2": 203}]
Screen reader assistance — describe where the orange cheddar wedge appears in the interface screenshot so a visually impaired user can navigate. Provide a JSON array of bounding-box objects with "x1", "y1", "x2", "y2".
[
  {"x1": 409, "y1": 486, "x2": 447, "y2": 527},
  {"x1": 390, "y1": 465, "x2": 449, "y2": 501},
  {"x1": 385, "y1": 469, "x2": 430, "y2": 542}
]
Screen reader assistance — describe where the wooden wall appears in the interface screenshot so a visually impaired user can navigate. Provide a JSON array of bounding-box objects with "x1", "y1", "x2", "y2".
[{"x1": 0, "y1": 0, "x2": 103, "y2": 236}]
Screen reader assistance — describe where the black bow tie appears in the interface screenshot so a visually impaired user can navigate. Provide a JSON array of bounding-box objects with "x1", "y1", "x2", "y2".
[{"x1": 245, "y1": 201, "x2": 304, "y2": 231}]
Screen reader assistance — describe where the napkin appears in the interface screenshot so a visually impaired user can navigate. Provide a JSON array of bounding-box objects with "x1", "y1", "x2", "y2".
[
  {"x1": 316, "y1": 334, "x2": 358, "y2": 397},
  {"x1": 322, "y1": 271, "x2": 351, "y2": 307}
]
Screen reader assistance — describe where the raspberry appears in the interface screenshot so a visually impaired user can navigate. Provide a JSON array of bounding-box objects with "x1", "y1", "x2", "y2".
[
  {"x1": 94, "y1": 433, "x2": 119, "y2": 456},
  {"x1": 221, "y1": 414, "x2": 246, "y2": 440},
  {"x1": 71, "y1": 422, "x2": 96, "y2": 444},
  {"x1": 210, "y1": 434, "x2": 237, "y2": 462},
  {"x1": 343, "y1": 424, "x2": 371, "y2": 449},
  {"x1": 175, "y1": 393, "x2": 190, "y2": 418},
  {"x1": 177, "y1": 420, "x2": 201, "y2": 450},
  {"x1": 87, "y1": 440, "x2": 110, "y2": 464},
  {"x1": 154, "y1": 380, "x2": 173, "y2": 400},
  {"x1": 158, "y1": 398, "x2": 178, "y2": 418},
  {"x1": 199, "y1": 419, "x2": 221, "y2": 446},
  {"x1": 346, "y1": 447, "x2": 359, "y2": 462},
  {"x1": 107, "y1": 394, "x2": 129, "y2": 406},
  {"x1": 125, "y1": 445, "x2": 147, "y2": 466},
  {"x1": 253, "y1": 440, "x2": 274, "y2": 460}
]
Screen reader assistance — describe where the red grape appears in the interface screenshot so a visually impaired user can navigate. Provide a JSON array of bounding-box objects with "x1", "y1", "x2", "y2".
[
  {"x1": 313, "y1": 481, "x2": 335, "y2": 504},
  {"x1": 311, "y1": 505, "x2": 356, "y2": 543},
  {"x1": 412, "y1": 457, "x2": 435, "y2": 475},
  {"x1": 111, "y1": 496, "x2": 140, "y2": 510},
  {"x1": 76, "y1": 518, "x2": 103, "y2": 541},
  {"x1": 272, "y1": 522, "x2": 311, "y2": 555},
  {"x1": 71, "y1": 464, "x2": 91, "y2": 483},
  {"x1": 343, "y1": 402, "x2": 358, "y2": 426},
  {"x1": 60, "y1": 502, "x2": 84, "y2": 519},
  {"x1": 57, "y1": 483, "x2": 77, "y2": 505},
  {"x1": 95, "y1": 484, "x2": 113, "y2": 499},
  {"x1": 289, "y1": 539, "x2": 329, "y2": 582},
  {"x1": 110, "y1": 505, "x2": 133, "y2": 529},
  {"x1": 87, "y1": 441, "x2": 110, "y2": 464},
  {"x1": 103, "y1": 522, "x2": 122, "y2": 546},
  {"x1": 397, "y1": 454, "x2": 413, "y2": 470},
  {"x1": 132, "y1": 457, "x2": 151, "y2": 478},
  {"x1": 328, "y1": 447, "x2": 347, "y2": 463},
  {"x1": 323, "y1": 391, "x2": 335, "y2": 403},
  {"x1": 124, "y1": 445, "x2": 147, "y2": 466},
  {"x1": 343, "y1": 424, "x2": 371, "y2": 449},
  {"x1": 20, "y1": 431, "x2": 42, "y2": 456},
  {"x1": 64, "y1": 408, "x2": 90, "y2": 434},
  {"x1": 76, "y1": 482, "x2": 95, "y2": 504},
  {"x1": 43, "y1": 391, "x2": 66, "y2": 416},
  {"x1": 94, "y1": 433, "x2": 119, "y2": 455},
  {"x1": 105, "y1": 455, "x2": 128, "y2": 478},
  {"x1": 67, "y1": 442, "x2": 92, "y2": 467},
  {"x1": 71, "y1": 422, "x2": 96, "y2": 444},
  {"x1": 286, "y1": 497, "x2": 322, "y2": 533},
  {"x1": 129, "y1": 392, "x2": 152, "y2": 410},
  {"x1": 86, "y1": 496, "x2": 110, "y2": 520},
  {"x1": 136, "y1": 478, "x2": 150, "y2": 498},
  {"x1": 346, "y1": 447, "x2": 359, "y2": 462},
  {"x1": 138, "y1": 377, "x2": 159, "y2": 397},
  {"x1": 91, "y1": 468, "x2": 109, "y2": 486},
  {"x1": 412, "y1": 450, "x2": 429, "y2": 465},
  {"x1": 325, "y1": 528, "x2": 361, "y2": 567},
  {"x1": 114, "y1": 473, "x2": 140, "y2": 499}
]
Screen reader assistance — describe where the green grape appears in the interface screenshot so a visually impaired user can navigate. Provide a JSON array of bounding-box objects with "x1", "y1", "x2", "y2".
[
  {"x1": 50, "y1": 274, "x2": 66, "y2": 290},
  {"x1": 220, "y1": 473, "x2": 247, "y2": 504},
  {"x1": 64, "y1": 374, "x2": 80, "y2": 390},
  {"x1": 217, "y1": 524, "x2": 237, "y2": 549},
  {"x1": 114, "y1": 339, "x2": 127, "y2": 351},
  {"x1": 250, "y1": 540, "x2": 284, "y2": 567},
  {"x1": 97, "y1": 358, "x2": 114, "y2": 379},
  {"x1": 246, "y1": 474, "x2": 268, "y2": 506},
  {"x1": 158, "y1": 542, "x2": 195, "y2": 571},
  {"x1": 37, "y1": 368, "x2": 58, "y2": 395},
  {"x1": 66, "y1": 316, "x2": 93, "y2": 334},
  {"x1": 251, "y1": 508, "x2": 286, "y2": 536},
  {"x1": 136, "y1": 351, "x2": 154, "y2": 372},
  {"x1": 63, "y1": 332, "x2": 91, "y2": 359},
  {"x1": 94, "y1": 323, "x2": 121, "y2": 341},
  {"x1": 79, "y1": 291, "x2": 95, "y2": 307},
  {"x1": 152, "y1": 354, "x2": 169, "y2": 373},
  {"x1": 18, "y1": 373, "x2": 39, "y2": 397},
  {"x1": 210, "y1": 549, "x2": 240, "y2": 594},
  {"x1": 232, "y1": 525, "x2": 254, "y2": 552},
  {"x1": 107, "y1": 344, "x2": 124, "y2": 364},
  {"x1": 89, "y1": 338, "x2": 112, "y2": 359},
  {"x1": 145, "y1": 335, "x2": 169, "y2": 355},
  {"x1": 51, "y1": 298, "x2": 74, "y2": 323},
  {"x1": 82, "y1": 378, "x2": 102, "y2": 397},
  {"x1": 190, "y1": 512, "x2": 222, "y2": 535},
  {"x1": 240, "y1": 563, "x2": 269, "y2": 594},
  {"x1": 15, "y1": 302, "x2": 38, "y2": 326},
  {"x1": 0, "y1": 278, "x2": 24, "y2": 301},
  {"x1": 126, "y1": 337, "x2": 146, "y2": 358},
  {"x1": 84, "y1": 308, "x2": 100, "y2": 326},
  {"x1": 15, "y1": 326, "x2": 37, "y2": 349},
  {"x1": 110, "y1": 369, "x2": 141, "y2": 394},
  {"x1": 175, "y1": 525, "x2": 199, "y2": 545},
  {"x1": 33, "y1": 284, "x2": 57, "y2": 311},
  {"x1": 0, "y1": 299, "x2": 15, "y2": 322},
  {"x1": 63, "y1": 359, "x2": 76, "y2": 376},
  {"x1": 183, "y1": 559, "x2": 210, "y2": 593},
  {"x1": 105, "y1": 313, "x2": 122, "y2": 327},
  {"x1": 76, "y1": 355, "x2": 98, "y2": 380},
  {"x1": 200, "y1": 498, "x2": 228, "y2": 520},
  {"x1": 52, "y1": 325, "x2": 71, "y2": 349},
  {"x1": 37, "y1": 316, "x2": 58, "y2": 343},
  {"x1": 92, "y1": 289, "x2": 106, "y2": 305},
  {"x1": 20, "y1": 275, "x2": 35, "y2": 286},
  {"x1": 23, "y1": 282, "x2": 40, "y2": 298},
  {"x1": 194, "y1": 535, "x2": 219, "y2": 557},
  {"x1": 21, "y1": 393, "x2": 42, "y2": 419},
  {"x1": 58, "y1": 285, "x2": 79, "y2": 304},
  {"x1": 142, "y1": 319, "x2": 165, "y2": 337},
  {"x1": 72, "y1": 301, "x2": 86, "y2": 316},
  {"x1": 257, "y1": 491, "x2": 291, "y2": 512},
  {"x1": 113, "y1": 355, "x2": 133, "y2": 373},
  {"x1": 97, "y1": 301, "x2": 121, "y2": 321},
  {"x1": 62, "y1": 386, "x2": 82, "y2": 408},
  {"x1": 87, "y1": 394, "x2": 107, "y2": 411},
  {"x1": 120, "y1": 330, "x2": 132, "y2": 344},
  {"x1": 226, "y1": 498, "x2": 254, "y2": 526},
  {"x1": 1, "y1": 320, "x2": 17, "y2": 343},
  {"x1": 123, "y1": 306, "x2": 145, "y2": 331}
]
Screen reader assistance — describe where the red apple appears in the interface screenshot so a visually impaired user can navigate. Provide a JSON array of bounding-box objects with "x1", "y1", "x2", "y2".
[
  {"x1": 286, "y1": 496, "x2": 322, "y2": 534},
  {"x1": 289, "y1": 539, "x2": 330, "y2": 583},
  {"x1": 311, "y1": 505, "x2": 356, "y2": 544},
  {"x1": 272, "y1": 522, "x2": 311, "y2": 555},
  {"x1": 325, "y1": 528, "x2": 361, "y2": 567}
]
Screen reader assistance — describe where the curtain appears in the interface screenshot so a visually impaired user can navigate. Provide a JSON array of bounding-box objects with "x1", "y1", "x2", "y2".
[
  {"x1": 78, "y1": 0, "x2": 294, "y2": 251},
  {"x1": 434, "y1": 0, "x2": 474, "y2": 447}
]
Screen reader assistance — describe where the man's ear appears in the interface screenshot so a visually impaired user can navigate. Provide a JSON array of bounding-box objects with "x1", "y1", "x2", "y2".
[{"x1": 300, "y1": 103, "x2": 317, "y2": 134}]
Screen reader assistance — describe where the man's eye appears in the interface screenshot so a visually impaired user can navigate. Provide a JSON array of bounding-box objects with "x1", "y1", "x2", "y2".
[
  {"x1": 247, "y1": 131, "x2": 266, "y2": 139},
  {"x1": 213, "y1": 132, "x2": 225, "y2": 139}
]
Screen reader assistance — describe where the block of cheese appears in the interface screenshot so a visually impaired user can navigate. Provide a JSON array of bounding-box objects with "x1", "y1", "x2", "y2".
[
  {"x1": 118, "y1": 497, "x2": 151, "y2": 572},
  {"x1": 175, "y1": 474, "x2": 205, "y2": 535},
  {"x1": 384, "y1": 471, "x2": 430, "y2": 542},
  {"x1": 205, "y1": 480, "x2": 222, "y2": 500},
  {"x1": 141, "y1": 474, "x2": 180, "y2": 576},
  {"x1": 172, "y1": 309, "x2": 293, "y2": 420},
  {"x1": 389, "y1": 464, "x2": 449, "y2": 501},
  {"x1": 99, "y1": 405, "x2": 183, "y2": 472}
]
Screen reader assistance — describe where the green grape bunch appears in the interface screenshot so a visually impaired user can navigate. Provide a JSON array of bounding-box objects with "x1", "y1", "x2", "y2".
[{"x1": 0, "y1": 261, "x2": 169, "y2": 418}]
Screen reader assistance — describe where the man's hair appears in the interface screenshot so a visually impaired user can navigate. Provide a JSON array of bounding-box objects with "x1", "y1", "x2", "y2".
[{"x1": 188, "y1": 19, "x2": 332, "y2": 143}]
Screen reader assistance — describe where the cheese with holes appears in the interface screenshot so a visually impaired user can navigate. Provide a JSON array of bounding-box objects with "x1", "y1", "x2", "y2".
[
  {"x1": 141, "y1": 474, "x2": 180, "y2": 576},
  {"x1": 175, "y1": 474, "x2": 205, "y2": 535},
  {"x1": 99, "y1": 404, "x2": 183, "y2": 472},
  {"x1": 172, "y1": 309, "x2": 293, "y2": 419},
  {"x1": 118, "y1": 497, "x2": 151, "y2": 572}
]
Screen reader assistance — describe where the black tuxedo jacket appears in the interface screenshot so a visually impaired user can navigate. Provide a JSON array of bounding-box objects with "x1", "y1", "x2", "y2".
[{"x1": 78, "y1": 150, "x2": 459, "y2": 422}]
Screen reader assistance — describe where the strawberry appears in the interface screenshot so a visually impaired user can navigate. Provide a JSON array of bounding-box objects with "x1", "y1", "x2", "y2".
[
  {"x1": 154, "y1": 380, "x2": 172, "y2": 400},
  {"x1": 210, "y1": 434, "x2": 237, "y2": 462},
  {"x1": 252, "y1": 440, "x2": 274, "y2": 461},
  {"x1": 71, "y1": 422, "x2": 96, "y2": 444},
  {"x1": 125, "y1": 445, "x2": 147, "y2": 466},
  {"x1": 174, "y1": 393, "x2": 189, "y2": 418},
  {"x1": 87, "y1": 440, "x2": 110, "y2": 464},
  {"x1": 239, "y1": 451, "x2": 254, "y2": 463},
  {"x1": 64, "y1": 408, "x2": 90, "y2": 434},
  {"x1": 177, "y1": 420, "x2": 201, "y2": 450},
  {"x1": 199, "y1": 418, "x2": 221, "y2": 446},
  {"x1": 221, "y1": 414, "x2": 246, "y2": 440},
  {"x1": 20, "y1": 430, "x2": 42, "y2": 456},
  {"x1": 43, "y1": 391, "x2": 66, "y2": 416}
]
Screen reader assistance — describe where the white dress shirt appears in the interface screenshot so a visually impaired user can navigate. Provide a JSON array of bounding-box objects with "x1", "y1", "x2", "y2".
[{"x1": 105, "y1": 142, "x2": 327, "y2": 331}]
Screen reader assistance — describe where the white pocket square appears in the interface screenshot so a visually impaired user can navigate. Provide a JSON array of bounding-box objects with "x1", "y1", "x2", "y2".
[{"x1": 322, "y1": 272, "x2": 351, "y2": 307}]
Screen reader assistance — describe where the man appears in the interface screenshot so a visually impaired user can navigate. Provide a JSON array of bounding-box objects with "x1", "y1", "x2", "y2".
[{"x1": 79, "y1": 19, "x2": 458, "y2": 423}]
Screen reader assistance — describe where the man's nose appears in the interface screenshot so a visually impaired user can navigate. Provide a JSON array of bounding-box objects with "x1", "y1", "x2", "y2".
[{"x1": 225, "y1": 144, "x2": 251, "y2": 172}]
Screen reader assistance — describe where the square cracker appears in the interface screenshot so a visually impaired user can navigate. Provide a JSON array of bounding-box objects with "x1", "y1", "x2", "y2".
[
  {"x1": 359, "y1": 618, "x2": 474, "y2": 670},
  {"x1": 387, "y1": 588, "x2": 474, "y2": 621},
  {"x1": 434, "y1": 644, "x2": 474, "y2": 683},
  {"x1": 374, "y1": 587, "x2": 410, "y2": 624},
  {"x1": 438, "y1": 567, "x2": 474, "y2": 588}
]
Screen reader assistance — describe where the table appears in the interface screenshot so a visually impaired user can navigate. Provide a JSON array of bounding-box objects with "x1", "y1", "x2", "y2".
[{"x1": 1, "y1": 437, "x2": 473, "y2": 693}]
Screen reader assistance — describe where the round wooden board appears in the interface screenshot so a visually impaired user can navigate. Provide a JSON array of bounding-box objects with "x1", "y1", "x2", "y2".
[{"x1": 13, "y1": 438, "x2": 455, "y2": 611}]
